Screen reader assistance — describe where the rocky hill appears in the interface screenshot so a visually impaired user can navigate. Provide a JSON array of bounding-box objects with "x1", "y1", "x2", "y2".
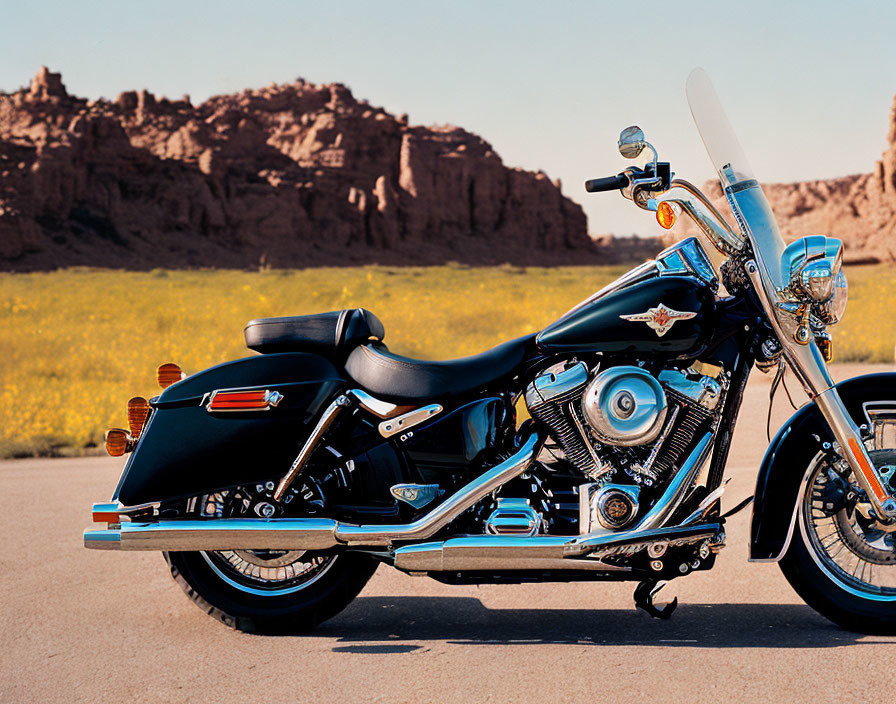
[
  {"x1": 703, "y1": 94, "x2": 896, "y2": 264},
  {"x1": 0, "y1": 68, "x2": 597, "y2": 270}
]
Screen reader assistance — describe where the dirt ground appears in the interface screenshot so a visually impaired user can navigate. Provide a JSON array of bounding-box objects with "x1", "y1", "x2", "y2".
[{"x1": 2, "y1": 363, "x2": 894, "y2": 703}]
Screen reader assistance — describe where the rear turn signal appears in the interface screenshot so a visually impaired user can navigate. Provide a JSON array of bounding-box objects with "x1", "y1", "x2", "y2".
[
  {"x1": 105, "y1": 428, "x2": 129, "y2": 457},
  {"x1": 127, "y1": 396, "x2": 150, "y2": 438},
  {"x1": 157, "y1": 363, "x2": 184, "y2": 389}
]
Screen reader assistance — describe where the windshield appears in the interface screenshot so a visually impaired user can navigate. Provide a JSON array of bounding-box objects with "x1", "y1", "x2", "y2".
[{"x1": 686, "y1": 68, "x2": 787, "y2": 290}]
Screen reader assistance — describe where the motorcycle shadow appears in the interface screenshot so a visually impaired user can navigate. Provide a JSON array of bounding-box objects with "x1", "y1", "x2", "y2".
[{"x1": 316, "y1": 596, "x2": 881, "y2": 649}]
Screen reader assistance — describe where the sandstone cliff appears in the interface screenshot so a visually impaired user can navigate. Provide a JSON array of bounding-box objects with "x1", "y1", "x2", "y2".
[
  {"x1": 0, "y1": 68, "x2": 594, "y2": 270},
  {"x1": 702, "y1": 94, "x2": 896, "y2": 264}
]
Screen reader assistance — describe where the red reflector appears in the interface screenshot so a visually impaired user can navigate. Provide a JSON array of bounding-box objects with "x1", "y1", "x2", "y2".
[
  {"x1": 92, "y1": 503, "x2": 121, "y2": 523},
  {"x1": 93, "y1": 512, "x2": 120, "y2": 523},
  {"x1": 208, "y1": 389, "x2": 283, "y2": 412}
]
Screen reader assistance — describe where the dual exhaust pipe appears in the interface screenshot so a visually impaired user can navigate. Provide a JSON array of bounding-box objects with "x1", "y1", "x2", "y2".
[
  {"x1": 86, "y1": 433, "x2": 540, "y2": 552},
  {"x1": 85, "y1": 431, "x2": 719, "y2": 572}
]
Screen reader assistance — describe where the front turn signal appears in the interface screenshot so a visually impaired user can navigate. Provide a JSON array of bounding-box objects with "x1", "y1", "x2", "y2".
[
  {"x1": 816, "y1": 336, "x2": 833, "y2": 363},
  {"x1": 105, "y1": 428, "x2": 130, "y2": 457},
  {"x1": 157, "y1": 363, "x2": 184, "y2": 389},
  {"x1": 127, "y1": 396, "x2": 150, "y2": 438},
  {"x1": 656, "y1": 201, "x2": 677, "y2": 229}
]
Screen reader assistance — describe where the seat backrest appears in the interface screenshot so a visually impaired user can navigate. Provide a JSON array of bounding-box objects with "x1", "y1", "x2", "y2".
[{"x1": 244, "y1": 308, "x2": 384, "y2": 356}]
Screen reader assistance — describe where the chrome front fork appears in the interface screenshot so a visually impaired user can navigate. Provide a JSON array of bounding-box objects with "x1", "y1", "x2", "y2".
[{"x1": 745, "y1": 260, "x2": 896, "y2": 519}]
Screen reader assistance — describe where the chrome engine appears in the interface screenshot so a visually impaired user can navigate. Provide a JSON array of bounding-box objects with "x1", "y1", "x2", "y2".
[{"x1": 525, "y1": 361, "x2": 724, "y2": 531}]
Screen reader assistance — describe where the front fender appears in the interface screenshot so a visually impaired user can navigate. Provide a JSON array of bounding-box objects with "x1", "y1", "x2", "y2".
[{"x1": 749, "y1": 372, "x2": 896, "y2": 561}]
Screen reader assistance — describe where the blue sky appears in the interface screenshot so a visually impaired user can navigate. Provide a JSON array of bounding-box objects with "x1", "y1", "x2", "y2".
[{"x1": 2, "y1": 0, "x2": 895, "y2": 236}]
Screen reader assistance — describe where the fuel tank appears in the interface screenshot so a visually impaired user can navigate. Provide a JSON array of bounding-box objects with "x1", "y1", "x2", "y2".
[{"x1": 537, "y1": 274, "x2": 715, "y2": 357}]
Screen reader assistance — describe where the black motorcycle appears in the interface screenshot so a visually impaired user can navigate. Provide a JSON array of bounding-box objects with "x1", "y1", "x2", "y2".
[{"x1": 86, "y1": 69, "x2": 896, "y2": 634}]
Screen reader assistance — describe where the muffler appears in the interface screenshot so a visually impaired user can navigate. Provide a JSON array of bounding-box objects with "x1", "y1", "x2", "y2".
[
  {"x1": 84, "y1": 517, "x2": 340, "y2": 551},
  {"x1": 393, "y1": 524, "x2": 721, "y2": 573}
]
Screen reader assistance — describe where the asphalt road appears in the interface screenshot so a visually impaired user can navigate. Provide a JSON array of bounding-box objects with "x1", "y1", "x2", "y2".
[{"x1": 3, "y1": 364, "x2": 895, "y2": 703}]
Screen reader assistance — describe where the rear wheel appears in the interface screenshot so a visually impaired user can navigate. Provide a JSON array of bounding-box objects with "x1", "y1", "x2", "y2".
[
  {"x1": 165, "y1": 549, "x2": 378, "y2": 633},
  {"x1": 780, "y1": 449, "x2": 896, "y2": 634}
]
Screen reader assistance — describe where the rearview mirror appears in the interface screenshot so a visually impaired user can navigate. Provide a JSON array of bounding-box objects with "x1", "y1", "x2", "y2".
[{"x1": 618, "y1": 126, "x2": 646, "y2": 159}]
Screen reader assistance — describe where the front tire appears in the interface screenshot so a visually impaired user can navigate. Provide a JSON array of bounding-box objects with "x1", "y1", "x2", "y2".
[
  {"x1": 164, "y1": 549, "x2": 378, "y2": 633},
  {"x1": 780, "y1": 449, "x2": 896, "y2": 634}
]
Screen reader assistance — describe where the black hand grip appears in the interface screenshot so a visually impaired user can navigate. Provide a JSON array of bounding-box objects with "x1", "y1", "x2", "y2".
[{"x1": 584, "y1": 173, "x2": 629, "y2": 193}]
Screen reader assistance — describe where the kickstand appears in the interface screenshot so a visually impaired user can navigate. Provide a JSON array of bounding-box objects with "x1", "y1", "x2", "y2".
[{"x1": 634, "y1": 579, "x2": 678, "y2": 620}]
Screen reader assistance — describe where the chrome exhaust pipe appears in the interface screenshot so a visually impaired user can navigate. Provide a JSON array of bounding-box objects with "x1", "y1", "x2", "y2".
[
  {"x1": 632, "y1": 432, "x2": 713, "y2": 532},
  {"x1": 393, "y1": 524, "x2": 720, "y2": 573},
  {"x1": 84, "y1": 433, "x2": 540, "y2": 551},
  {"x1": 84, "y1": 518, "x2": 340, "y2": 551},
  {"x1": 335, "y1": 433, "x2": 540, "y2": 546}
]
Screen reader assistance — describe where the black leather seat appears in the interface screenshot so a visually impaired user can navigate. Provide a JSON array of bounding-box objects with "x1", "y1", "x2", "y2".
[
  {"x1": 245, "y1": 308, "x2": 385, "y2": 357},
  {"x1": 344, "y1": 335, "x2": 535, "y2": 401}
]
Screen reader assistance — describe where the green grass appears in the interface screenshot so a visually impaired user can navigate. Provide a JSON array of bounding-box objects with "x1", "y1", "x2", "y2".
[{"x1": 0, "y1": 263, "x2": 892, "y2": 458}]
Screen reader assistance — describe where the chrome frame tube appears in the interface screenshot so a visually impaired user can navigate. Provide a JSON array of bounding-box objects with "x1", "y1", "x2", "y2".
[{"x1": 273, "y1": 394, "x2": 351, "y2": 500}]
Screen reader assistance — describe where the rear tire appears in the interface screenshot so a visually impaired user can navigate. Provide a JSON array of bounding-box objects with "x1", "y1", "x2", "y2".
[{"x1": 164, "y1": 550, "x2": 378, "y2": 633}]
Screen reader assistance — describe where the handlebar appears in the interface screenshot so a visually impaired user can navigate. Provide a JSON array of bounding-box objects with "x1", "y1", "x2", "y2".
[{"x1": 584, "y1": 173, "x2": 629, "y2": 193}]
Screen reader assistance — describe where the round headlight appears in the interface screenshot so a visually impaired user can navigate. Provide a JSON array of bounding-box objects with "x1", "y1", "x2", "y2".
[
  {"x1": 782, "y1": 235, "x2": 843, "y2": 303},
  {"x1": 819, "y1": 270, "x2": 848, "y2": 325},
  {"x1": 800, "y1": 259, "x2": 836, "y2": 302}
]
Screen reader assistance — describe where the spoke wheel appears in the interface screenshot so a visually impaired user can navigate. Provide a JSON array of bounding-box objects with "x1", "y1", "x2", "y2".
[
  {"x1": 800, "y1": 449, "x2": 896, "y2": 597},
  {"x1": 781, "y1": 448, "x2": 896, "y2": 634},
  {"x1": 201, "y1": 549, "x2": 337, "y2": 596},
  {"x1": 165, "y1": 549, "x2": 378, "y2": 633}
]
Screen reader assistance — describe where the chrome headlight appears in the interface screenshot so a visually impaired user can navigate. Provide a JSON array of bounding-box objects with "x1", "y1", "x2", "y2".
[
  {"x1": 781, "y1": 235, "x2": 843, "y2": 303},
  {"x1": 817, "y1": 270, "x2": 848, "y2": 325},
  {"x1": 800, "y1": 259, "x2": 836, "y2": 301}
]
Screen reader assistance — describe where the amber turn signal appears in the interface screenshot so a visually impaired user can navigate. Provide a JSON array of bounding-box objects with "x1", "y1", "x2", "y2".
[
  {"x1": 105, "y1": 428, "x2": 130, "y2": 457},
  {"x1": 127, "y1": 396, "x2": 150, "y2": 438},
  {"x1": 656, "y1": 201, "x2": 676, "y2": 229},
  {"x1": 157, "y1": 363, "x2": 184, "y2": 389},
  {"x1": 817, "y1": 336, "x2": 833, "y2": 363}
]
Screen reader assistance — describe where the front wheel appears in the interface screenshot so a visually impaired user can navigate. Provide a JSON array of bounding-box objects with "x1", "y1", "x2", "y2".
[
  {"x1": 780, "y1": 449, "x2": 896, "y2": 634},
  {"x1": 164, "y1": 549, "x2": 378, "y2": 633}
]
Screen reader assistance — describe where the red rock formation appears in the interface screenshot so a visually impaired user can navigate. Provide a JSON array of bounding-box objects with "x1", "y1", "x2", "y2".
[
  {"x1": 698, "y1": 94, "x2": 896, "y2": 264},
  {"x1": 0, "y1": 67, "x2": 596, "y2": 270}
]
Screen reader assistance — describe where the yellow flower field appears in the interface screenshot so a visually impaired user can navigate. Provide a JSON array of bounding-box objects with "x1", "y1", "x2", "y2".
[{"x1": 0, "y1": 264, "x2": 893, "y2": 457}]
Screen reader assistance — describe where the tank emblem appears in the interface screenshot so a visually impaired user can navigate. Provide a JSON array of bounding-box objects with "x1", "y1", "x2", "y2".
[{"x1": 620, "y1": 304, "x2": 696, "y2": 337}]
